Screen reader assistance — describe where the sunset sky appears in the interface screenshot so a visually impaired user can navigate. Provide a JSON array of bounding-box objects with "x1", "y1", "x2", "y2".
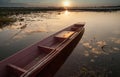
[{"x1": 0, "y1": 0, "x2": 120, "y2": 7}]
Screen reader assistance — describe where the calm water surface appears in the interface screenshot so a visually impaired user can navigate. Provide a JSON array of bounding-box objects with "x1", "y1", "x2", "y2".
[{"x1": 0, "y1": 10, "x2": 120, "y2": 77}]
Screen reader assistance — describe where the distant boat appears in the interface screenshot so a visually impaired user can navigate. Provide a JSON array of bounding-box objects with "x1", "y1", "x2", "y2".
[{"x1": 0, "y1": 23, "x2": 85, "y2": 77}]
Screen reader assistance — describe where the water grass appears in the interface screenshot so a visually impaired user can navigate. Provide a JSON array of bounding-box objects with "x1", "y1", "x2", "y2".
[{"x1": 0, "y1": 16, "x2": 16, "y2": 28}]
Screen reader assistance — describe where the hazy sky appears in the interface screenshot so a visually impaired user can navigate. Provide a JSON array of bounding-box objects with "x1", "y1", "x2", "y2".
[{"x1": 0, "y1": 0, "x2": 120, "y2": 7}]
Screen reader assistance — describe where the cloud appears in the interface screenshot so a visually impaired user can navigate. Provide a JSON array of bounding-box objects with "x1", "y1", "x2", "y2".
[
  {"x1": 84, "y1": 51, "x2": 89, "y2": 57},
  {"x1": 83, "y1": 43, "x2": 92, "y2": 49},
  {"x1": 0, "y1": 2, "x2": 28, "y2": 7},
  {"x1": 96, "y1": 41, "x2": 107, "y2": 47},
  {"x1": 0, "y1": 0, "x2": 29, "y2": 7},
  {"x1": 0, "y1": 0, "x2": 11, "y2": 6},
  {"x1": 0, "y1": 0, "x2": 11, "y2": 3},
  {"x1": 109, "y1": 37, "x2": 120, "y2": 44}
]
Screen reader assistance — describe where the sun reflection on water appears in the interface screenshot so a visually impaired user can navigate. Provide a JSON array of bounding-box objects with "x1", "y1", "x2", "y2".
[{"x1": 64, "y1": 10, "x2": 70, "y2": 15}]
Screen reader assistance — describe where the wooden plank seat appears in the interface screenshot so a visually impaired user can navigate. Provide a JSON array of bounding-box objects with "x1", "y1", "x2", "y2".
[
  {"x1": 71, "y1": 27, "x2": 78, "y2": 31},
  {"x1": 71, "y1": 27, "x2": 82, "y2": 32},
  {"x1": 38, "y1": 45, "x2": 54, "y2": 53},
  {"x1": 7, "y1": 64, "x2": 27, "y2": 76},
  {"x1": 74, "y1": 23, "x2": 84, "y2": 27},
  {"x1": 71, "y1": 23, "x2": 84, "y2": 31},
  {"x1": 54, "y1": 31, "x2": 75, "y2": 42}
]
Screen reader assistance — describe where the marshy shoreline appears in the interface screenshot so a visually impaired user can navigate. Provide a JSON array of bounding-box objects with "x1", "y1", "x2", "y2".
[{"x1": 0, "y1": 6, "x2": 120, "y2": 28}]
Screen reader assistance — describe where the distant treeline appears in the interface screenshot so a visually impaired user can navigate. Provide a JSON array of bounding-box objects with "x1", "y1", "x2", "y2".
[
  {"x1": 71, "y1": 6, "x2": 120, "y2": 12},
  {"x1": 0, "y1": 7, "x2": 64, "y2": 16},
  {"x1": 0, "y1": 6, "x2": 120, "y2": 16}
]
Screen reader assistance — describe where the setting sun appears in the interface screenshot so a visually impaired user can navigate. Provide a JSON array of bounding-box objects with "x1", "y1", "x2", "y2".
[{"x1": 63, "y1": 1, "x2": 70, "y2": 7}]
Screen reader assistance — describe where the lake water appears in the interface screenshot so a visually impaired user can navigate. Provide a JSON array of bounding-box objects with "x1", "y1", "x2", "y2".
[{"x1": 0, "y1": 10, "x2": 120, "y2": 77}]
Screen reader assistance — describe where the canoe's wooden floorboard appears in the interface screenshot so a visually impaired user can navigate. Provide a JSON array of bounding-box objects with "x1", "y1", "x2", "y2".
[{"x1": 24, "y1": 52, "x2": 47, "y2": 70}]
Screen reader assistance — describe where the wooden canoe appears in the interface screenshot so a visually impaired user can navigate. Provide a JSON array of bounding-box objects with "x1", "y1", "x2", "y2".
[{"x1": 0, "y1": 22, "x2": 85, "y2": 77}]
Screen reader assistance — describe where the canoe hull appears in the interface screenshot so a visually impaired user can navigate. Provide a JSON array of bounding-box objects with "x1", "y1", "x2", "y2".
[{"x1": 36, "y1": 28, "x2": 85, "y2": 77}]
